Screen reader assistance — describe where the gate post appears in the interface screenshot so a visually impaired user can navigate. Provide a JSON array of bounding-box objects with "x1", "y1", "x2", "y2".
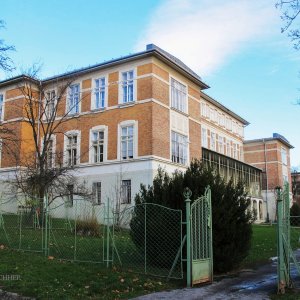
[
  {"x1": 183, "y1": 187, "x2": 192, "y2": 288},
  {"x1": 276, "y1": 186, "x2": 286, "y2": 293}
]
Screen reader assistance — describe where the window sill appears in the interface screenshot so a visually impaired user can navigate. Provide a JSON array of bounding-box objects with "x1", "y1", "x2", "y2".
[
  {"x1": 170, "y1": 107, "x2": 189, "y2": 117},
  {"x1": 67, "y1": 112, "x2": 80, "y2": 118},
  {"x1": 118, "y1": 101, "x2": 135, "y2": 108},
  {"x1": 91, "y1": 107, "x2": 106, "y2": 113}
]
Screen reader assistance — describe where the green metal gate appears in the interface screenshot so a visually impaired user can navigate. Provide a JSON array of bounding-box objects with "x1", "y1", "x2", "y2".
[
  {"x1": 277, "y1": 182, "x2": 300, "y2": 293},
  {"x1": 184, "y1": 186, "x2": 213, "y2": 286}
]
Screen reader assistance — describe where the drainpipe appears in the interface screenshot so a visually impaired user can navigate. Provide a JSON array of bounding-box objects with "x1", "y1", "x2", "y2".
[{"x1": 263, "y1": 139, "x2": 270, "y2": 223}]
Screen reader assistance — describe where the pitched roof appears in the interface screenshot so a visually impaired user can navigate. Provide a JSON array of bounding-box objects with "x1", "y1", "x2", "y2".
[
  {"x1": 0, "y1": 44, "x2": 209, "y2": 90},
  {"x1": 244, "y1": 133, "x2": 294, "y2": 149}
]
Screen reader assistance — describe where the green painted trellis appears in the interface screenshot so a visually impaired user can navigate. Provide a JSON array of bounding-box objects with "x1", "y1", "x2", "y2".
[{"x1": 277, "y1": 182, "x2": 300, "y2": 293}]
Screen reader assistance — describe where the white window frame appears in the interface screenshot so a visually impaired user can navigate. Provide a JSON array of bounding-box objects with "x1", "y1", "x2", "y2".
[
  {"x1": 0, "y1": 138, "x2": 2, "y2": 167},
  {"x1": 67, "y1": 83, "x2": 81, "y2": 115},
  {"x1": 171, "y1": 130, "x2": 188, "y2": 165},
  {"x1": 64, "y1": 130, "x2": 81, "y2": 166},
  {"x1": 226, "y1": 141, "x2": 231, "y2": 157},
  {"x1": 200, "y1": 102, "x2": 206, "y2": 117},
  {"x1": 44, "y1": 89, "x2": 57, "y2": 121},
  {"x1": 226, "y1": 117, "x2": 232, "y2": 131},
  {"x1": 89, "y1": 125, "x2": 108, "y2": 163},
  {"x1": 233, "y1": 143, "x2": 237, "y2": 159},
  {"x1": 218, "y1": 136, "x2": 224, "y2": 154},
  {"x1": 66, "y1": 184, "x2": 74, "y2": 207},
  {"x1": 121, "y1": 179, "x2": 131, "y2": 204},
  {"x1": 117, "y1": 120, "x2": 138, "y2": 160},
  {"x1": 92, "y1": 76, "x2": 107, "y2": 110},
  {"x1": 0, "y1": 93, "x2": 4, "y2": 121},
  {"x1": 210, "y1": 132, "x2": 216, "y2": 151},
  {"x1": 220, "y1": 114, "x2": 225, "y2": 127},
  {"x1": 201, "y1": 127, "x2": 208, "y2": 148},
  {"x1": 41, "y1": 135, "x2": 56, "y2": 168},
  {"x1": 170, "y1": 77, "x2": 188, "y2": 114},
  {"x1": 119, "y1": 70, "x2": 136, "y2": 104},
  {"x1": 281, "y1": 147, "x2": 287, "y2": 165},
  {"x1": 92, "y1": 182, "x2": 102, "y2": 205}
]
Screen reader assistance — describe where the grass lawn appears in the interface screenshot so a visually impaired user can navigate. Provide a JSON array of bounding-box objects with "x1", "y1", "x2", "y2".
[
  {"x1": 243, "y1": 224, "x2": 300, "y2": 268},
  {"x1": 0, "y1": 223, "x2": 299, "y2": 299},
  {"x1": 0, "y1": 247, "x2": 180, "y2": 299},
  {"x1": 242, "y1": 224, "x2": 277, "y2": 267}
]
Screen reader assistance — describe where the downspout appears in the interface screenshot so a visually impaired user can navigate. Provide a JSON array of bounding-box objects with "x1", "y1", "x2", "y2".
[{"x1": 263, "y1": 138, "x2": 270, "y2": 223}]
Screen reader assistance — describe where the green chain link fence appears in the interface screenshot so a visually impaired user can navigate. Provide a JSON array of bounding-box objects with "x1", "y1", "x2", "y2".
[
  {"x1": 112, "y1": 203, "x2": 183, "y2": 279},
  {"x1": 0, "y1": 196, "x2": 184, "y2": 280}
]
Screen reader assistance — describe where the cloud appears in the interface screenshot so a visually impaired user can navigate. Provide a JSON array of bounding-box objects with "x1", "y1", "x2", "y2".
[{"x1": 135, "y1": 0, "x2": 279, "y2": 77}]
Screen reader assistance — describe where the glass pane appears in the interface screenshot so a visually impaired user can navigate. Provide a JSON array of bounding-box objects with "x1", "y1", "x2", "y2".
[{"x1": 128, "y1": 126, "x2": 133, "y2": 136}]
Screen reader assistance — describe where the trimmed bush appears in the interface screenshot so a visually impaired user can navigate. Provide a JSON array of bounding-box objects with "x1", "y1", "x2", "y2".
[{"x1": 131, "y1": 159, "x2": 253, "y2": 273}]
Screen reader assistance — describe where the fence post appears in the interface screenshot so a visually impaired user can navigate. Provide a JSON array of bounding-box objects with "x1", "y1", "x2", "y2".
[
  {"x1": 184, "y1": 187, "x2": 192, "y2": 288},
  {"x1": 276, "y1": 187, "x2": 285, "y2": 294},
  {"x1": 106, "y1": 199, "x2": 110, "y2": 268},
  {"x1": 44, "y1": 194, "x2": 48, "y2": 256}
]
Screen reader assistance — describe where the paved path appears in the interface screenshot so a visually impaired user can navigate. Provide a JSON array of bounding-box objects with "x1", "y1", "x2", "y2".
[{"x1": 133, "y1": 258, "x2": 300, "y2": 300}]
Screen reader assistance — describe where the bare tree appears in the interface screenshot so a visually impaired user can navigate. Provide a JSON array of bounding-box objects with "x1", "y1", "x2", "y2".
[
  {"x1": 0, "y1": 67, "x2": 91, "y2": 209},
  {"x1": 276, "y1": 0, "x2": 300, "y2": 49},
  {"x1": 0, "y1": 20, "x2": 15, "y2": 72}
]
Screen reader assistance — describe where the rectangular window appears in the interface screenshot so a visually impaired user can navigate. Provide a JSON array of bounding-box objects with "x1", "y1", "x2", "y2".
[
  {"x1": 201, "y1": 127, "x2": 208, "y2": 148},
  {"x1": 238, "y1": 125, "x2": 244, "y2": 137},
  {"x1": 210, "y1": 108, "x2": 214, "y2": 121},
  {"x1": 218, "y1": 136, "x2": 224, "y2": 154},
  {"x1": 94, "y1": 77, "x2": 105, "y2": 109},
  {"x1": 220, "y1": 114, "x2": 225, "y2": 127},
  {"x1": 92, "y1": 131, "x2": 104, "y2": 163},
  {"x1": 121, "y1": 180, "x2": 131, "y2": 204},
  {"x1": 45, "y1": 90, "x2": 56, "y2": 119},
  {"x1": 226, "y1": 118, "x2": 232, "y2": 131},
  {"x1": 66, "y1": 184, "x2": 74, "y2": 207},
  {"x1": 200, "y1": 102, "x2": 206, "y2": 117},
  {"x1": 0, "y1": 94, "x2": 3, "y2": 120},
  {"x1": 171, "y1": 131, "x2": 188, "y2": 165},
  {"x1": 92, "y1": 182, "x2": 101, "y2": 205},
  {"x1": 122, "y1": 71, "x2": 134, "y2": 103},
  {"x1": 226, "y1": 142, "x2": 231, "y2": 157},
  {"x1": 68, "y1": 84, "x2": 80, "y2": 114},
  {"x1": 210, "y1": 132, "x2": 216, "y2": 151},
  {"x1": 233, "y1": 143, "x2": 237, "y2": 159},
  {"x1": 66, "y1": 135, "x2": 78, "y2": 166},
  {"x1": 171, "y1": 78, "x2": 187, "y2": 113},
  {"x1": 281, "y1": 147, "x2": 287, "y2": 165},
  {"x1": 46, "y1": 139, "x2": 54, "y2": 168},
  {"x1": 121, "y1": 125, "x2": 134, "y2": 159}
]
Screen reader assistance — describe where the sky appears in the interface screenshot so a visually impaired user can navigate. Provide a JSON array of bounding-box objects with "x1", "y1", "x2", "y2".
[{"x1": 1, "y1": 0, "x2": 299, "y2": 168}]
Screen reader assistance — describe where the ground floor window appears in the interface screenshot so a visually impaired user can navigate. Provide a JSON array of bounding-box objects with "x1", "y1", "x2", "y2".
[
  {"x1": 171, "y1": 131, "x2": 188, "y2": 165},
  {"x1": 121, "y1": 180, "x2": 131, "y2": 204},
  {"x1": 92, "y1": 182, "x2": 101, "y2": 205}
]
